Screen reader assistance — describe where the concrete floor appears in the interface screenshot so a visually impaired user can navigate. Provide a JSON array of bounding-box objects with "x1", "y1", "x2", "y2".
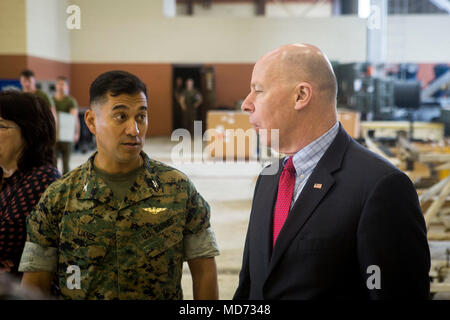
[{"x1": 64, "y1": 137, "x2": 450, "y2": 300}]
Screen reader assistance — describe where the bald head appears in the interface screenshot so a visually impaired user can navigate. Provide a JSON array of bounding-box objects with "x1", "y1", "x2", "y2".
[
  {"x1": 258, "y1": 44, "x2": 337, "y2": 104},
  {"x1": 242, "y1": 43, "x2": 338, "y2": 154}
]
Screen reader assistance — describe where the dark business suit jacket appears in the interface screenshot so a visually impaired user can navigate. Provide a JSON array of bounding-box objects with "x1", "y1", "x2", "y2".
[{"x1": 234, "y1": 124, "x2": 430, "y2": 300}]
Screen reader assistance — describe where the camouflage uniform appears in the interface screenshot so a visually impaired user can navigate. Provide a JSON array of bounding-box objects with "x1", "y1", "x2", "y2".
[{"x1": 18, "y1": 152, "x2": 219, "y2": 299}]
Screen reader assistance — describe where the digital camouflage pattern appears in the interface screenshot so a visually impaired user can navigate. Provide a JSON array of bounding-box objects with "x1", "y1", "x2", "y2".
[{"x1": 25, "y1": 152, "x2": 211, "y2": 299}]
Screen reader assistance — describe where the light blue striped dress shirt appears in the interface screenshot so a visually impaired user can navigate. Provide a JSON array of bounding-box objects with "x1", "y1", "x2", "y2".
[{"x1": 283, "y1": 122, "x2": 339, "y2": 209}]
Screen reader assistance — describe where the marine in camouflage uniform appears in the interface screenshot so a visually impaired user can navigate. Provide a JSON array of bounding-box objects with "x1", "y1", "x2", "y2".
[
  {"x1": 180, "y1": 79, "x2": 202, "y2": 135},
  {"x1": 18, "y1": 151, "x2": 219, "y2": 299}
]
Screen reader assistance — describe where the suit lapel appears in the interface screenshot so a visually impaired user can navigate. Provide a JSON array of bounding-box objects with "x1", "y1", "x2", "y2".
[
  {"x1": 267, "y1": 171, "x2": 335, "y2": 275},
  {"x1": 266, "y1": 124, "x2": 351, "y2": 277},
  {"x1": 252, "y1": 159, "x2": 283, "y2": 271}
]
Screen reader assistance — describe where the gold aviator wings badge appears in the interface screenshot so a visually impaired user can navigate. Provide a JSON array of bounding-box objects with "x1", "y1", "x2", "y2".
[{"x1": 143, "y1": 207, "x2": 167, "y2": 215}]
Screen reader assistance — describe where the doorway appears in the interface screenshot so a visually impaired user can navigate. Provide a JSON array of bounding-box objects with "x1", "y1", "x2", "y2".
[{"x1": 172, "y1": 65, "x2": 215, "y2": 134}]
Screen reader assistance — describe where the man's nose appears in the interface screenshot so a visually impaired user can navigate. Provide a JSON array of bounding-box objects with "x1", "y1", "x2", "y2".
[
  {"x1": 241, "y1": 93, "x2": 254, "y2": 113},
  {"x1": 125, "y1": 120, "x2": 140, "y2": 136}
]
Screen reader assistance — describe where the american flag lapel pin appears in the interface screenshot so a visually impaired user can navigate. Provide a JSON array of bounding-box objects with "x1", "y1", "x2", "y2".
[{"x1": 314, "y1": 183, "x2": 322, "y2": 189}]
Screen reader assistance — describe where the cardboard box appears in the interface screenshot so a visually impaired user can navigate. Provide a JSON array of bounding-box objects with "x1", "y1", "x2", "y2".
[
  {"x1": 206, "y1": 111, "x2": 257, "y2": 160},
  {"x1": 338, "y1": 109, "x2": 361, "y2": 138}
]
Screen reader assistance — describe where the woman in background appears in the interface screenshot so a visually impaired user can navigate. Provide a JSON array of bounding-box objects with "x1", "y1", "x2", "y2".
[{"x1": 0, "y1": 91, "x2": 60, "y2": 278}]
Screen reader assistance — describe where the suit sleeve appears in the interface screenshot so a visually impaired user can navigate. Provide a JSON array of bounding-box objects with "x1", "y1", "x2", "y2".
[
  {"x1": 233, "y1": 220, "x2": 251, "y2": 300},
  {"x1": 233, "y1": 174, "x2": 262, "y2": 300},
  {"x1": 357, "y1": 170, "x2": 430, "y2": 299}
]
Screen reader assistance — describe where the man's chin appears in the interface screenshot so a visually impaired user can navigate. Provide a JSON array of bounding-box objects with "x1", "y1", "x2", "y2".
[{"x1": 117, "y1": 148, "x2": 142, "y2": 161}]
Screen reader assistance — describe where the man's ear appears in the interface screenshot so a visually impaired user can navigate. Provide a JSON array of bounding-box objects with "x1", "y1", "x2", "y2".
[
  {"x1": 84, "y1": 108, "x2": 97, "y2": 135},
  {"x1": 294, "y1": 82, "x2": 313, "y2": 111}
]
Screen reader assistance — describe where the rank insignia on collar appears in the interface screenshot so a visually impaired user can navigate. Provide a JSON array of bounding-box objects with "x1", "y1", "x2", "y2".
[
  {"x1": 149, "y1": 179, "x2": 159, "y2": 191},
  {"x1": 83, "y1": 183, "x2": 88, "y2": 192},
  {"x1": 314, "y1": 183, "x2": 322, "y2": 189},
  {"x1": 143, "y1": 207, "x2": 166, "y2": 215}
]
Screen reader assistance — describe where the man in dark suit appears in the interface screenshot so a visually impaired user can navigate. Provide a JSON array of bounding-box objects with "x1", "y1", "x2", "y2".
[{"x1": 234, "y1": 44, "x2": 430, "y2": 300}]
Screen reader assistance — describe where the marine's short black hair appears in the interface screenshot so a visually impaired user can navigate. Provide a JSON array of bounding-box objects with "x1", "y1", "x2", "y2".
[
  {"x1": 89, "y1": 70, "x2": 148, "y2": 106},
  {"x1": 20, "y1": 69, "x2": 35, "y2": 78},
  {"x1": 0, "y1": 91, "x2": 56, "y2": 171}
]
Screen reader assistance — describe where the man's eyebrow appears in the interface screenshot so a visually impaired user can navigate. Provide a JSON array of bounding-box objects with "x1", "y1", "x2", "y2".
[
  {"x1": 112, "y1": 104, "x2": 129, "y2": 111},
  {"x1": 139, "y1": 106, "x2": 148, "y2": 111}
]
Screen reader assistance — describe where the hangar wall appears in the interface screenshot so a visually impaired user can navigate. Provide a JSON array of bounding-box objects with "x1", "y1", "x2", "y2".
[{"x1": 1, "y1": 0, "x2": 448, "y2": 136}]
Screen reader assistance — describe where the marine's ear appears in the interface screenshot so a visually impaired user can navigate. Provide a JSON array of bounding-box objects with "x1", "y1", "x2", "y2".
[{"x1": 84, "y1": 108, "x2": 97, "y2": 135}]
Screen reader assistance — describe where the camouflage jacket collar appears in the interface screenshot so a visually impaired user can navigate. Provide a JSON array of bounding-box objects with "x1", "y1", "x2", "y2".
[{"x1": 77, "y1": 152, "x2": 165, "y2": 209}]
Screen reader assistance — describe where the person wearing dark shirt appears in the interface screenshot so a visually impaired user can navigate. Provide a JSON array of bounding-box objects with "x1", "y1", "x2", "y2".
[{"x1": 0, "y1": 91, "x2": 60, "y2": 278}]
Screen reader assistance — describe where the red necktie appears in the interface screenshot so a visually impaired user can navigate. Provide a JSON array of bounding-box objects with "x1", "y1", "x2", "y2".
[{"x1": 272, "y1": 157, "x2": 296, "y2": 247}]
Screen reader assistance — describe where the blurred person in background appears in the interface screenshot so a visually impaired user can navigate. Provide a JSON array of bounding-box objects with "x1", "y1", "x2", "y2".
[
  {"x1": 19, "y1": 69, "x2": 57, "y2": 123},
  {"x1": 53, "y1": 76, "x2": 80, "y2": 175},
  {"x1": 0, "y1": 91, "x2": 60, "y2": 279},
  {"x1": 174, "y1": 76, "x2": 184, "y2": 130},
  {"x1": 179, "y1": 78, "x2": 202, "y2": 136}
]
